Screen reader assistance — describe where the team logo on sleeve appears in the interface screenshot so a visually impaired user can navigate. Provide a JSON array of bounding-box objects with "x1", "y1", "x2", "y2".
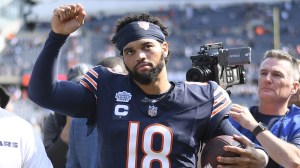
[
  {"x1": 115, "y1": 91, "x2": 132, "y2": 102},
  {"x1": 148, "y1": 105, "x2": 158, "y2": 117}
]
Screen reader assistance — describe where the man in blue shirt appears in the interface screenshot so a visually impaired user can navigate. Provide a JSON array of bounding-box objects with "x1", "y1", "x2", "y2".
[
  {"x1": 28, "y1": 4, "x2": 268, "y2": 167},
  {"x1": 230, "y1": 50, "x2": 300, "y2": 167}
]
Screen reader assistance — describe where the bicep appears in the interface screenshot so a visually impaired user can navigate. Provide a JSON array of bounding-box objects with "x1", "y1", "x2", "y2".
[{"x1": 42, "y1": 81, "x2": 96, "y2": 117}]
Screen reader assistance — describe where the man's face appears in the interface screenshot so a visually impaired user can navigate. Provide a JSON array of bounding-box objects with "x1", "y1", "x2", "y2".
[
  {"x1": 122, "y1": 38, "x2": 168, "y2": 85},
  {"x1": 258, "y1": 58, "x2": 295, "y2": 102}
]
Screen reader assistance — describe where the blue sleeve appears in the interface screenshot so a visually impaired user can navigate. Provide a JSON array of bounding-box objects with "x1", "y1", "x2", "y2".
[
  {"x1": 291, "y1": 134, "x2": 300, "y2": 149},
  {"x1": 66, "y1": 119, "x2": 81, "y2": 168},
  {"x1": 204, "y1": 81, "x2": 232, "y2": 140},
  {"x1": 28, "y1": 31, "x2": 96, "y2": 117},
  {"x1": 213, "y1": 116, "x2": 242, "y2": 137}
]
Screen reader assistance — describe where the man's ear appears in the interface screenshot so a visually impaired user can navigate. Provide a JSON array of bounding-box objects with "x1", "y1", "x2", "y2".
[
  {"x1": 292, "y1": 81, "x2": 300, "y2": 94},
  {"x1": 161, "y1": 41, "x2": 168, "y2": 57}
]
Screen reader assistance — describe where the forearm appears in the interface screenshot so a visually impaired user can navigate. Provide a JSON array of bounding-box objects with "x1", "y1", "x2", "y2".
[
  {"x1": 28, "y1": 31, "x2": 91, "y2": 117},
  {"x1": 256, "y1": 130, "x2": 300, "y2": 167},
  {"x1": 28, "y1": 31, "x2": 68, "y2": 101}
]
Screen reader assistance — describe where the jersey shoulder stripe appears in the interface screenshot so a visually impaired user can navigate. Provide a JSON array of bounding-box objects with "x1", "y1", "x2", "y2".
[
  {"x1": 212, "y1": 85, "x2": 231, "y2": 118},
  {"x1": 80, "y1": 67, "x2": 100, "y2": 98},
  {"x1": 89, "y1": 68, "x2": 98, "y2": 78},
  {"x1": 80, "y1": 80, "x2": 94, "y2": 93},
  {"x1": 84, "y1": 73, "x2": 97, "y2": 90},
  {"x1": 80, "y1": 66, "x2": 127, "y2": 100}
]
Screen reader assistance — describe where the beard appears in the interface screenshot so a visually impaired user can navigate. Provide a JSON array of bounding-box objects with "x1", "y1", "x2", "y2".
[{"x1": 125, "y1": 53, "x2": 165, "y2": 85}]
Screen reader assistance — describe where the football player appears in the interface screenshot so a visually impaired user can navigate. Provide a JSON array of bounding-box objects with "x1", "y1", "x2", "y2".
[{"x1": 28, "y1": 4, "x2": 268, "y2": 168}]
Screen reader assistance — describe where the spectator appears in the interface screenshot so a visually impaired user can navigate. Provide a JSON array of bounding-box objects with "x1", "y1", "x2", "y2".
[
  {"x1": 28, "y1": 4, "x2": 268, "y2": 167},
  {"x1": 66, "y1": 56, "x2": 127, "y2": 168},
  {"x1": 43, "y1": 63, "x2": 92, "y2": 168},
  {"x1": 96, "y1": 56, "x2": 127, "y2": 74},
  {"x1": 0, "y1": 85, "x2": 53, "y2": 167},
  {"x1": 229, "y1": 50, "x2": 300, "y2": 167}
]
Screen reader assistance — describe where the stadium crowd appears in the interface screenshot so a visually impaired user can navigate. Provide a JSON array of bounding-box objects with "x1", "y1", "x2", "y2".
[{"x1": 1, "y1": 2, "x2": 300, "y2": 77}]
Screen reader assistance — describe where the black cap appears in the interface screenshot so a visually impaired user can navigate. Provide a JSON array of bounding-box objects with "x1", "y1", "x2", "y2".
[
  {"x1": 67, "y1": 63, "x2": 93, "y2": 82},
  {"x1": 0, "y1": 86, "x2": 10, "y2": 108}
]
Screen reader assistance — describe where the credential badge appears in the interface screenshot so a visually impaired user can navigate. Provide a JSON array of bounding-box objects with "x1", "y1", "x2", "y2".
[
  {"x1": 138, "y1": 21, "x2": 150, "y2": 30},
  {"x1": 115, "y1": 91, "x2": 132, "y2": 102},
  {"x1": 148, "y1": 105, "x2": 158, "y2": 117}
]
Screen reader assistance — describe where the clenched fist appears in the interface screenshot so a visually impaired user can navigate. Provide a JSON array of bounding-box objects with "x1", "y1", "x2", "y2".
[{"x1": 51, "y1": 4, "x2": 86, "y2": 35}]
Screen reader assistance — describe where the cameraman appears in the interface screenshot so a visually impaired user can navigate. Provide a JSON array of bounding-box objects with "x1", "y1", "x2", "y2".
[{"x1": 229, "y1": 50, "x2": 300, "y2": 168}]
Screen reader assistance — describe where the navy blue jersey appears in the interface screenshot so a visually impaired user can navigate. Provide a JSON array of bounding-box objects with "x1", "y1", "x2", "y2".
[
  {"x1": 80, "y1": 65, "x2": 232, "y2": 168},
  {"x1": 28, "y1": 31, "x2": 234, "y2": 168}
]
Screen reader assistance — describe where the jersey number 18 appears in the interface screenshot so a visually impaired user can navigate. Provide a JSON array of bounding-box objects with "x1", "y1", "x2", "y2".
[{"x1": 127, "y1": 121, "x2": 173, "y2": 168}]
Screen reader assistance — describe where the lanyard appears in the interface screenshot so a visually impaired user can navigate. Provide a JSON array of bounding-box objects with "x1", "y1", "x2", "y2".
[{"x1": 276, "y1": 111, "x2": 288, "y2": 138}]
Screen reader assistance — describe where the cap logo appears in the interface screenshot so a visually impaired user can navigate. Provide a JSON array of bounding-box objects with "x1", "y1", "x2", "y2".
[{"x1": 138, "y1": 21, "x2": 150, "y2": 30}]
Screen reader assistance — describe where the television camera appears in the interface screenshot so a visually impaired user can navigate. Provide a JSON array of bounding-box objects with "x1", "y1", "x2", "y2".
[{"x1": 186, "y1": 42, "x2": 251, "y2": 89}]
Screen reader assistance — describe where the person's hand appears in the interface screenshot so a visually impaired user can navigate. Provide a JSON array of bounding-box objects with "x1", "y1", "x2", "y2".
[
  {"x1": 60, "y1": 116, "x2": 72, "y2": 144},
  {"x1": 217, "y1": 134, "x2": 268, "y2": 168},
  {"x1": 229, "y1": 104, "x2": 258, "y2": 132},
  {"x1": 51, "y1": 4, "x2": 86, "y2": 35}
]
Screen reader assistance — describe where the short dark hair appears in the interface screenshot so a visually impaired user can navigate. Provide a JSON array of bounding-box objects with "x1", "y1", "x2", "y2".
[
  {"x1": 67, "y1": 63, "x2": 93, "y2": 82},
  {"x1": 97, "y1": 56, "x2": 125, "y2": 72}
]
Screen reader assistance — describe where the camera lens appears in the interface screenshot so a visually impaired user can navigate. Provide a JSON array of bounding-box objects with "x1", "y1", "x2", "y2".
[{"x1": 186, "y1": 67, "x2": 213, "y2": 82}]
